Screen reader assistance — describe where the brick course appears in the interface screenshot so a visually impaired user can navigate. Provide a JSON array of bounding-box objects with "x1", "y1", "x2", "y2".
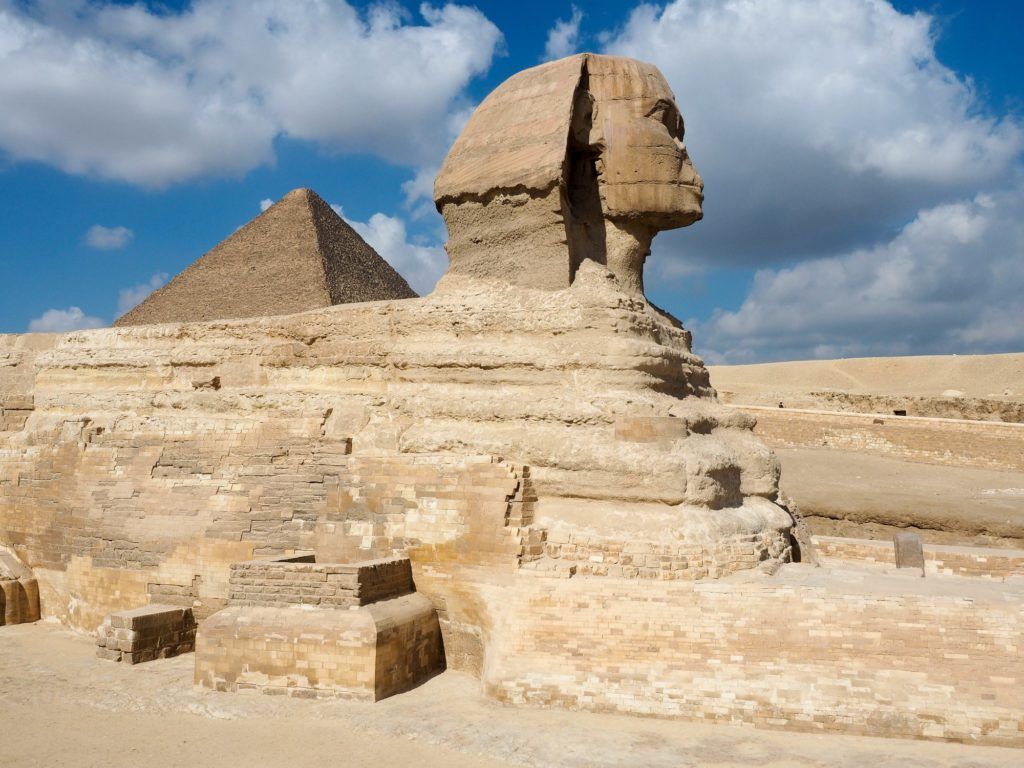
[{"x1": 96, "y1": 604, "x2": 196, "y2": 663}]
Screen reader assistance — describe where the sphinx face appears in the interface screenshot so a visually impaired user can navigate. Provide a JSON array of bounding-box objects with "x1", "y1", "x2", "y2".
[{"x1": 587, "y1": 57, "x2": 704, "y2": 231}]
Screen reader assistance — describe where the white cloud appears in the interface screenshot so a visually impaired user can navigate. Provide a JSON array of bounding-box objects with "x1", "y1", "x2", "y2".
[
  {"x1": 693, "y1": 185, "x2": 1024, "y2": 363},
  {"x1": 28, "y1": 306, "x2": 104, "y2": 332},
  {"x1": 117, "y1": 272, "x2": 168, "y2": 315},
  {"x1": 84, "y1": 224, "x2": 133, "y2": 250},
  {"x1": 603, "y1": 0, "x2": 1023, "y2": 268},
  {"x1": 259, "y1": 198, "x2": 274, "y2": 212},
  {"x1": 0, "y1": 1, "x2": 502, "y2": 187},
  {"x1": 543, "y1": 6, "x2": 583, "y2": 61},
  {"x1": 347, "y1": 212, "x2": 446, "y2": 295}
]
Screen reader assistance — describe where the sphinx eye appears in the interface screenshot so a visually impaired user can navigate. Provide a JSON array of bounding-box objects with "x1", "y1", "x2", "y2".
[{"x1": 647, "y1": 100, "x2": 680, "y2": 134}]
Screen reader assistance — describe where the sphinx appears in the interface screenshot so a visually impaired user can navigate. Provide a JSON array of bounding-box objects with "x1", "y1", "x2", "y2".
[{"x1": 0, "y1": 53, "x2": 791, "y2": 686}]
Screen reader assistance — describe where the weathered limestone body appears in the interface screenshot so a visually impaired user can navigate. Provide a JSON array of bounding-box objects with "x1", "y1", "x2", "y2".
[
  {"x1": 434, "y1": 54, "x2": 703, "y2": 294},
  {"x1": 196, "y1": 555, "x2": 443, "y2": 699},
  {"x1": 96, "y1": 604, "x2": 196, "y2": 663}
]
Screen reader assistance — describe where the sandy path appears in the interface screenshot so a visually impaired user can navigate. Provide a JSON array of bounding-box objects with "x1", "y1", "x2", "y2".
[{"x1": 1, "y1": 622, "x2": 1021, "y2": 767}]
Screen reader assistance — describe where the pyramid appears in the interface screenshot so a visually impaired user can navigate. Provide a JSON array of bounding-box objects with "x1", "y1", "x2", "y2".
[{"x1": 115, "y1": 188, "x2": 417, "y2": 326}]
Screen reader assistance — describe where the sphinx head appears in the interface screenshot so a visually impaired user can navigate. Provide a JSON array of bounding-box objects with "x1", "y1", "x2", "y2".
[{"x1": 434, "y1": 53, "x2": 703, "y2": 295}]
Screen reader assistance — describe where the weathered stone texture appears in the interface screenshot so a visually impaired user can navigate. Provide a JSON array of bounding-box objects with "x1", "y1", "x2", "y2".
[
  {"x1": 195, "y1": 594, "x2": 442, "y2": 700},
  {"x1": 228, "y1": 555, "x2": 414, "y2": 608},
  {"x1": 486, "y1": 565, "x2": 1024, "y2": 745},
  {"x1": 814, "y1": 535, "x2": 1024, "y2": 579},
  {"x1": 96, "y1": 604, "x2": 196, "y2": 663},
  {"x1": 434, "y1": 54, "x2": 702, "y2": 294},
  {"x1": 0, "y1": 269, "x2": 790, "y2": 635}
]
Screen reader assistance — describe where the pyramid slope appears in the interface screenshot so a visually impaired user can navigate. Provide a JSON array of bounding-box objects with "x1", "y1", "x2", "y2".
[{"x1": 116, "y1": 189, "x2": 416, "y2": 326}]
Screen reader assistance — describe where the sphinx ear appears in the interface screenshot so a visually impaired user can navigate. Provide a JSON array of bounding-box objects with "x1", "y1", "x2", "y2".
[{"x1": 569, "y1": 58, "x2": 609, "y2": 155}]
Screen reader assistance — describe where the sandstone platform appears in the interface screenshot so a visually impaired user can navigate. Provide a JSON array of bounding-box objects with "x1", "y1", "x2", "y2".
[{"x1": 196, "y1": 555, "x2": 442, "y2": 699}]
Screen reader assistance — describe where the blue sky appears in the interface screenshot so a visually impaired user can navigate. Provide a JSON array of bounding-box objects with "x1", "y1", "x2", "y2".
[{"x1": 0, "y1": 0, "x2": 1021, "y2": 363}]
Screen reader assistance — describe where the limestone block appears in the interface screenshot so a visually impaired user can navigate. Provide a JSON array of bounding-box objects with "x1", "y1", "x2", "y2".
[
  {"x1": 195, "y1": 594, "x2": 442, "y2": 700},
  {"x1": 894, "y1": 532, "x2": 926, "y2": 574},
  {"x1": 96, "y1": 605, "x2": 196, "y2": 663}
]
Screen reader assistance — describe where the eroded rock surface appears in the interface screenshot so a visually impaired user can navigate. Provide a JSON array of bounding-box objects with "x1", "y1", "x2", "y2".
[
  {"x1": 0, "y1": 53, "x2": 816, "y2": 730},
  {"x1": 434, "y1": 54, "x2": 703, "y2": 295}
]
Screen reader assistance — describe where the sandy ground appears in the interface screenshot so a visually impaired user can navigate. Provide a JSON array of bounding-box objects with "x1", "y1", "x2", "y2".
[
  {"x1": 778, "y1": 448, "x2": 1024, "y2": 545},
  {"x1": 708, "y1": 353, "x2": 1024, "y2": 399},
  {"x1": 1, "y1": 622, "x2": 1021, "y2": 768}
]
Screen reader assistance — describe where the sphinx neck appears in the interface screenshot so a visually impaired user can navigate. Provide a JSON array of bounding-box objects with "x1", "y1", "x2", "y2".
[{"x1": 603, "y1": 219, "x2": 653, "y2": 296}]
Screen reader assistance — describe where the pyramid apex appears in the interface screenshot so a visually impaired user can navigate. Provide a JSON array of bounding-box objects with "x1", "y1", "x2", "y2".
[{"x1": 281, "y1": 188, "x2": 313, "y2": 202}]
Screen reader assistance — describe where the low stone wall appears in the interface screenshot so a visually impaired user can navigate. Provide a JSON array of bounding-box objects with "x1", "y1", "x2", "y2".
[
  {"x1": 96, "y1": 604, "x2": 196, "y2": 663},
  {"x1": 228, "y1": 555, "x2": 414, "y2": 608},
  {"x1": 486, "y1": 564, "x2": 1024, "y2": 746},
  {"x1": 538, "y1": 527, "x2": 787, "y2": 580},
  {"x1": 736, "y1": 405, "x2": 1024, "y2": 471},
  {"x1": 196, "y1": 594, "x2": 442, "y2": 700},
  {"x1": 813, "y1": 536, "x2": 1024, "y2": 579}
]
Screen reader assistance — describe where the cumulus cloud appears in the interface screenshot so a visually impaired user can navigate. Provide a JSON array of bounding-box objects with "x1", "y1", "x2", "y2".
[
  {"x1": 603, "y1": 0, "x2": 1023, "y2": 268},
  {"x1": 346, "y1": 211, "x2": 446, "y2": 295},
  {"x1": 117, "y1": 272, "x2": 168, "y2": 315},
  {"x1": 259, "y1": 199, "x2": 274, "y2": 213},
  {"x1": 0, "y1": 1, "x2": 502, "y2": 187},
  {"x1": 544, "y1": 6, "x2": 583, "y2": 61},
  {"x1": 692, "y1": 185, "x2": 1024, "y2": 363},
  {"x1": 28, "y1": 306, "x2": 104, "y2": 332},
  {"x1": 84, "y1": 224, "x2": 133, "y2": 250}
]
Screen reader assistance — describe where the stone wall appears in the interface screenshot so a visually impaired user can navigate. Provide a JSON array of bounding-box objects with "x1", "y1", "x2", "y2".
[
  {"x1": 96, "y1": 604, "x2": 196, "y2": 663},
  {"x1": 0, "y1": 276, "x2": 792, "y2": 640},
  {"x1": 486, "y1": 565, "x2": 1024, "y2": 746},
  {"x1": 196, "y1": 594, "x2": 442, "y2": 700},
  {"x1": 813, "y1": 536, "x2": 1024, "y2": 579},
  {"x1": 227, "y1": 555, "x2": 414, "y2": 608},
  {"x1": 738, "y1": 405, "x2": 1024, "y2": 471}
]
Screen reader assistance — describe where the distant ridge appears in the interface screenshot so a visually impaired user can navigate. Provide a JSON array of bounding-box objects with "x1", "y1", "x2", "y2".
[{"x1": 115, "y1": 188, "x2": 417, "y2": 326}]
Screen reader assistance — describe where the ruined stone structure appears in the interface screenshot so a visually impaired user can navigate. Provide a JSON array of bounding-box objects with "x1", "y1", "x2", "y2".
[
  {"x1": 196, "y1": 555, "x2": 443, "y2": 699},
  {"x1": 0, "y1": 54, "x2": 1020, "y2": 744},
  {"x1": 96, "y1": 604, "x2": 196, "y2": 663},
  {"x1": 116, "y1": 188, "x2": 416, "y2": 326}
]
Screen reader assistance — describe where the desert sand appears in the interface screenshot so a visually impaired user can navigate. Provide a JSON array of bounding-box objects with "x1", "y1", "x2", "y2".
[
  {"x1": 778, "y1": 448, "x2": 1024, "y2": 546},
  {"x1": 710, "y1": 353, "x2": 1024, "y2": 399}
]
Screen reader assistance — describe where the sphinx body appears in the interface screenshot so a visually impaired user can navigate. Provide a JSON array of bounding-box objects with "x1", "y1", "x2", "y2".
[{"x1": 0, "y1": 54, "x2": 790, "y2": 704}]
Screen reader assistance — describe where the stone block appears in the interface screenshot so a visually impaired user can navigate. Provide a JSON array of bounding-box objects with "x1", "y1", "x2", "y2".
[
  {"x1": 195, "y1": 594, "x2": 442, "y2": 701},
  {"x1": 96, "y1": 604, "x2": 196, "y2": 664},
  {"x1": 894, "y1": 532, "x2": 926, "y2": 574}
]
